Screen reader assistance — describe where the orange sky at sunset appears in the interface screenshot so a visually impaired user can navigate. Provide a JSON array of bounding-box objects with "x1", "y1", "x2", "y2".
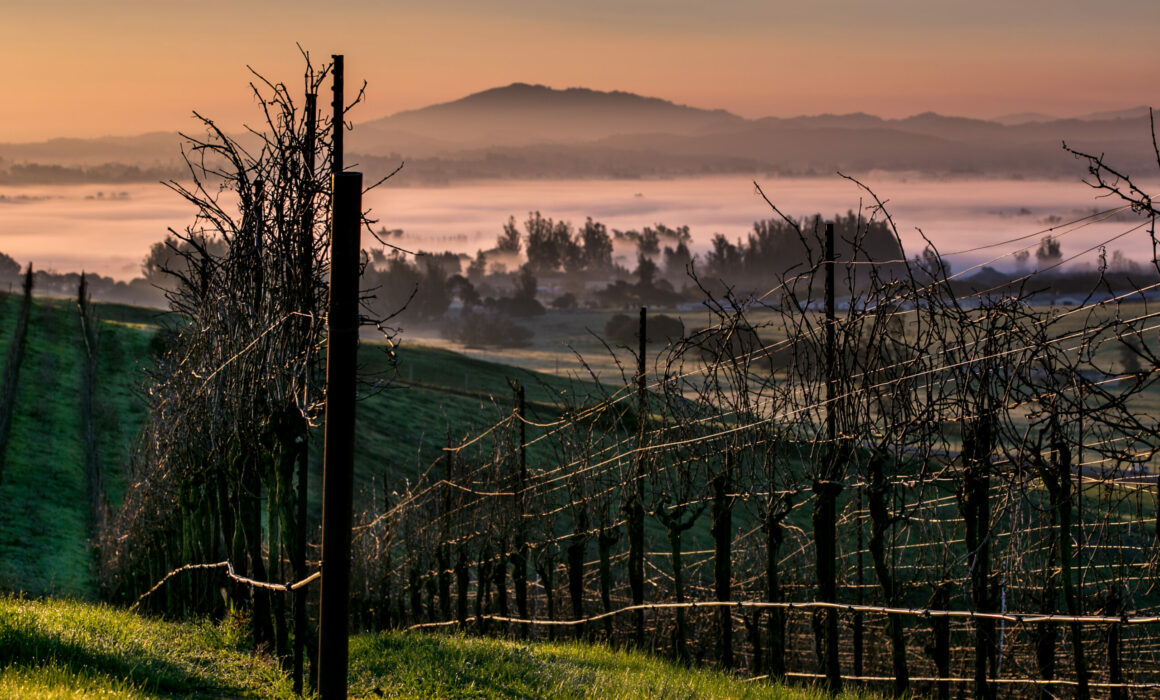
[{"x1": 3, "y1": 0, "x2": 1158, "y2": 142}]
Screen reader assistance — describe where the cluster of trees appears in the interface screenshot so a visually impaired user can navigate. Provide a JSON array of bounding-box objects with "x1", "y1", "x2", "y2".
[
  {"x1": 700, "y1": 212, "x2": 905, "y2": 293},
  {"x1": 0, "y1": 162, "x2": 184, "y2": 185},
  {"x1": 361, "y1": 211, "x2": 910, "y2": 348},
  {"x1": 0, "y1": 251, "x2": 166, "y2": 306}
]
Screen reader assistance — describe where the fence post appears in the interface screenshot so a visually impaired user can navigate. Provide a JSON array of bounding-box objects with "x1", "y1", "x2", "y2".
[
  {"x1": 625, "y1": 306, "x2": 648, "y2": 647},
  {"x1": 316, "y1": 53, "x2": 361, "y2": 700},
  {"x1": 0, "y1": 265, "x2": 33, "y2": 489},
  {"x1": 711, "y1": 451, "x2": 733, "y2": 668},
  {"x1": 293, "y1": 87, "x2": 317, "y2": 698},
  {"x1": 931, "y1": 581, "x2": 951, "y2": 700},
  {"x1": 1107, "y1": 588, "x2": 1124, "y2": 700},
  {"x1": 512, "y1": 381, "x2": 529, "y2": 638},
  {"x1": 853, "y1": 485, "x2": 864, "y2": 680},
  {"x1": 815, "y1": 221, "x2": 843, "y2": 694},
  {"x1": 438, "y1": 433, "x2": 452, "y2": 622}
]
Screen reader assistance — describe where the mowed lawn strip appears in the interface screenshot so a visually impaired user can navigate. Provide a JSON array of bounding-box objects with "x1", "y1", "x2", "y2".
[{"x1": 0, "y1": 298, "x2": 93, "y2": 598}]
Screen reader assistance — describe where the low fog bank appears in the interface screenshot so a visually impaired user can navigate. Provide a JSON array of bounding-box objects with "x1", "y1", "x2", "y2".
[{"x1": 1, "y1": 175, "x2": 1154, "y2": 315}]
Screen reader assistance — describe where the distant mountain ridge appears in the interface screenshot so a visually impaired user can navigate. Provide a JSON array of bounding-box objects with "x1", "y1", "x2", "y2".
[
  {"x1": 352, "y1": 82, "x2": 745, "y2": 153},
  {"x1": 0, "y1": 83, "x2": 1153, "y2": 183}
]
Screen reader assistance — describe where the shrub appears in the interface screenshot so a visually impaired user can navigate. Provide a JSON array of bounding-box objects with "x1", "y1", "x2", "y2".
[
  {"x1": 441, "y1": 310, "x2": 534, "y2": 348},
  {"x1": 603, "y1": 313, "x2": 684, "y2": 346}
]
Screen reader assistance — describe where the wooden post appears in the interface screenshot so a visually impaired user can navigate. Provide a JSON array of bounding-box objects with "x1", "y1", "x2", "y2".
[
  {"x1": 816, "y1": 221, "x2": 843, "y2": 694},
  {"x1": 0, "y1": 265, "x2": 33, "y2": 490},
  {"x1": 316, "y1": 53, "x2": 360, "y2": 700},
  {"x1": 438, "y1": 434, "x2": 452, "y2": 622},
  {"x1": 853, "y1": 485, "x2": 864, "y2": 680},
  {"x1": 512, "y1": 382, "x2": 529, "y2": 638},
  {"x1": 825, "y1": 221, "x2": 836, "y2": 441},
  {"x1": 932, "y1": 581, "x2": 951, "y2": 700},
  {"x1": 626, "y1": 306, "x2": 647, "y2": 647},
  {"x1": 1107, "y1": 588, "x2": 1124, "y2": 700},
  {"x1": 711, "y1": 452, "x2": 733, "y2": 669}
]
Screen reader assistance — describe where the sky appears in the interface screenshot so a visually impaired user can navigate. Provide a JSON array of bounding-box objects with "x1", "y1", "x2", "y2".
[{"x1": 2, "y1": 0, "x2": 1158, "y2": 142}]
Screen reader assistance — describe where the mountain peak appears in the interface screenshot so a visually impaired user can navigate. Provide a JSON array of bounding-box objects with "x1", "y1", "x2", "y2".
[
  {"x1": 357, "y1": 83, "x2": 745, "y2": 151},
  {"x1": 389, "y1": 82, "x2": 738, "y2": 118}
]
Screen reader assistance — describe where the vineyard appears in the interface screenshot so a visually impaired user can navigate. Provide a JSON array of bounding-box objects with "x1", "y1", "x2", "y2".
[
  {"x1": 2, "y1": 58, "x2": 1157, "y2": 700},
  {"x1": 332, "y1": 214, "x2": 1160, "y2": 699},
  {"x1": 3, "y1": 209, "x2": 1160, "y2": 699},
  {"x1": 91, "y1": 208, "x2": 1160, "y2": 700}
]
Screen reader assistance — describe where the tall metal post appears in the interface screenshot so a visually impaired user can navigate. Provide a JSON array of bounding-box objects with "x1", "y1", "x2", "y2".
[
  {"x1": 331, "y1": 55, "x2": 344, "y2": 175},
  {"x1": 316, "y1": 170, "x2": 361, "y2": 699},
  {"x1": 317, "y1": 53, "x2": 361, "y2": 700},
  {"x1": 293, "y1": 89, "x2": 317, "y2": 697}
]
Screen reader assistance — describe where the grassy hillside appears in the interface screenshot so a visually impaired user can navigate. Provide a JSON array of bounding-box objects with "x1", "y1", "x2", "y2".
[
  {"x1": 0, "y1": 299, "x2": 92, "y2": 597},
  {"x1": 0, "y1": 294, "x2": 599, "y2": 600},
  {"x1": 0, "y1": 297, "x2": 165, "y2": 600},
  {"x1": 0, "y1": 596, "x2": 874, "y2": 699}
]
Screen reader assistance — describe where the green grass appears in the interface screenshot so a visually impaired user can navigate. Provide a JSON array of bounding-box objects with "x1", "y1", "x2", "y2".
[
  {"x1": 346, "y1": 340, "x2": 610, "y2": 508},
  {"x1": 90, "y1": 312, "x2": 156, "y2": 511},
  {"x1": 0, "y1": 299, "x2": 94, "y2": 598},
  {"x1": 0, "y1": 297, "x2": 158, "y2": 599},
  {"x1": 0, "y1": 596, "x2": 295, "y2": 698},
  {"x1": 0, "y1": 596, "x2": 877, "y2": 699},
  {"x1": 0, "y1": 291, "x2": 23, "y2": 359},
  {"x1": 350, "y1": 631, "x2": 875, "y2": 700}
]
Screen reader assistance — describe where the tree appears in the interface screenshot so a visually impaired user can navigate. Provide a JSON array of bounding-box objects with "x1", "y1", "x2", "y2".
[
  {"x1": 523, "y1": 212, "x2": 579, "y2": 274},
  {"x1": 0, "y1": 251, "x2": 20, "y2": 281},
  {"x1": 634, "y1": 253, "x2": 658, "y2": 289},
  {"x1": 1013, "y1": 249, "x2": 1030, "y2": 271},
  {"x1": 497, "y1": 217, "x2": 521, "y2": 253},
  {"x1": 662, "y1": 241, "x2": 693, "y2": 282},
  {"x1": 1036, "y1": 235, "x2": 1063, "y2": 267},
  {"x1": 580, "y1": 218, "x2": 614, "y2": 271},
  {"x1": 704, "y1": 234, "x2": 742, "y2": 280}
]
